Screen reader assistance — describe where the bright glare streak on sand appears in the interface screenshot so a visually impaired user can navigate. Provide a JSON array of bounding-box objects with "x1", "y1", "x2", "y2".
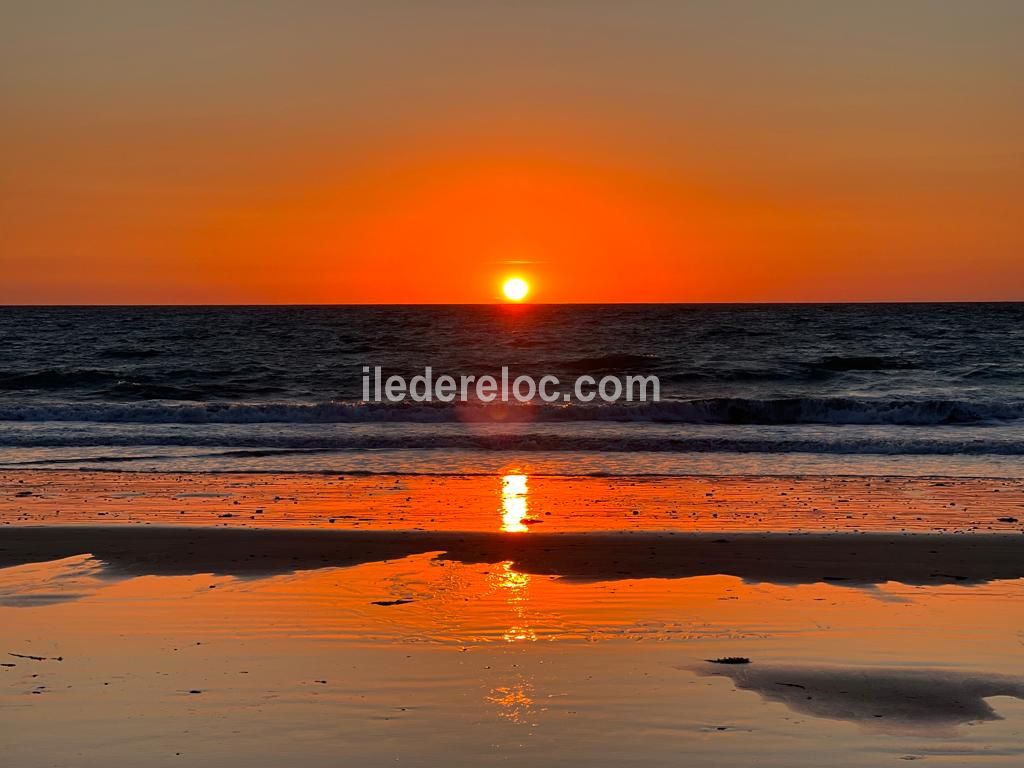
[
  {"x1": 487, "y1": 680, "x2": 535, "y2": 723},
  {"x1": 492, "y1": 561, "x2": 536, "y2": 644},
  {"x1": 496, "y1": 475, "x2": 536, "y2": 640},
  {"x1": 500, "y1": 474, "x2": 530, "y2": 532}
]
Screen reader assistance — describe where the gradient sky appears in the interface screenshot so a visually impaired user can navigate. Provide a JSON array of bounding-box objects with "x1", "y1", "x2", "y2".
[{"x1": 2, "y1": 1, "x2": 1022, "y2": 303}]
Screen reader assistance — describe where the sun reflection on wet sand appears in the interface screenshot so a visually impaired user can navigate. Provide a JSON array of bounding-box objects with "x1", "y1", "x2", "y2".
[
  {"x1": 490, "y1": 561, "x2": 536, "y2": 643},
  {"x1": 485, "y1": 552, "x2": 538, "y2": 724},
  {"x1": 7, "y1": 471, "x2": 1024, "y2": 534},
  {"x1": 487, "y1": 678, "x2": 536, "y2": 724},
  {"x1": 500, "y1": 474, "x2": 530, "y2": 533},
  {"x1": 495, "y1": 473, "x2": 536, "y2": 641},
  {"x1": 5, "y1": 546, "x2": 1024, "y2": 762}
]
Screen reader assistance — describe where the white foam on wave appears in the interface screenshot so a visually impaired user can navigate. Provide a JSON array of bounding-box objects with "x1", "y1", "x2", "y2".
[{"x1": 3, "y1": 420, "x2": 1024, "y2": 455}]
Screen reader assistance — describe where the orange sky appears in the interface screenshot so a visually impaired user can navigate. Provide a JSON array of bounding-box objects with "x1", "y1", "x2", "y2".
[{"x1": 2, "y1": 2, "x2": 1022, "y2": 303}]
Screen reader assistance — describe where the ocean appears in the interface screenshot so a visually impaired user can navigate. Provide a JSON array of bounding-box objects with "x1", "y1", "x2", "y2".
[{"x1": 2, "y1": 303, "x2": 1023, "y2": 477}]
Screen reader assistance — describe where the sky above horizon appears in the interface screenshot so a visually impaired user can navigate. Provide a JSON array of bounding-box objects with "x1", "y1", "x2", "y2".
[{"x1": 2, "y1": 1, "x2": 1023, "y2": 303}]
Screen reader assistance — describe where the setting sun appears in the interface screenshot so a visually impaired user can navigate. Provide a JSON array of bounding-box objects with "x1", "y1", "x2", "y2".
[{"x1": 502, "y1": 277, "x2": 530, "y2": 302}]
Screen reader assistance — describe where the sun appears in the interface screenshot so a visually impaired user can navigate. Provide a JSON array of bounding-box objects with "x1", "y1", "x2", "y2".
[{"x1": 502, "y1": 277, "x2": 530, "y2": 302}]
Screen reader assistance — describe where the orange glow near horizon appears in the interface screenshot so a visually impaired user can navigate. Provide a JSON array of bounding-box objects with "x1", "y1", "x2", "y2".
[
  {"x1": 3, "y1": 138, "x2": 1022, "y2": 303},
  {"x1": 4, "y1": 4, "x2": 1024, "y2": 303}
]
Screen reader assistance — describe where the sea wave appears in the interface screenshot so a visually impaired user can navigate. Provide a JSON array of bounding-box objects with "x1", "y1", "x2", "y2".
[
  {"x1": 810, "y1": 355, "x2": 916, "y2": 372},
  {"x1": 0, "y1": 369, "x2": 121, "y2": 390},
  {"x1": 0, "y1": 397, "x2": 1022, "y2": 426},
  {"x1": 2, "y1": 430, "x2": 1024, "y2": 455},
  {"x1": 560, "y1": 353, "x2": 661, "y2": 373}
]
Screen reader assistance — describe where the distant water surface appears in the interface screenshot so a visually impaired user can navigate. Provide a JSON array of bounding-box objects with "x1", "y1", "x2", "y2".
[{"x1": 1, "y1": 304, "x2": 1022, "y2": 475}]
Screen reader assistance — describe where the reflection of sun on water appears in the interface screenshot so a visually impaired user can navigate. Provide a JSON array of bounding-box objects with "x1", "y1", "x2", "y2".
[
  {"x1": 484, "y1": 474, "x2": 539, "y2": 721},
  {"x1": 486, "y1": 679, "x2": 535, "y2": 724},
  {"x1": 486, "y1": 555, "x2": 538, "y2": 723},
  {"x1": 498, "y1": 560, "x2": 531, "y2": 593},
  {"x1": 501, "y1": 474, "x2": 530, "y2": 533},
  {"x1": 497, "y1": 475, "x2": 536, "y2": 639},
  {"x1": 494, "y1": 561, "x2": 535, "y2": 643}
]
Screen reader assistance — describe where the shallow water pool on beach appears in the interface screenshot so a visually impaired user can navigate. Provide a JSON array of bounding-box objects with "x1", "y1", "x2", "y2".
[{"x1": 2, "y1": 544, "x2": 1024, "y2": 768}]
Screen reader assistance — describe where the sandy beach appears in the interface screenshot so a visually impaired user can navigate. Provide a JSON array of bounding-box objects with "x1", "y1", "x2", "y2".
[
  {"x1": 3, "y1": 471, "x2": 1024, "y2": 766},
  {"x1": 4, "y1": 470, "x2": 1024, "y2": 532}
]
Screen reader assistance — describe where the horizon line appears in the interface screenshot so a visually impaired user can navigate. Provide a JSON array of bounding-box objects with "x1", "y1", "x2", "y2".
[{"x1": 1, "y1": 300, "x2": 1023, "y2": 309}]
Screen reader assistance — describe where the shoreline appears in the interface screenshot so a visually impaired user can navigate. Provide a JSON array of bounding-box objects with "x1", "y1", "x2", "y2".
[{"x1": 6, "y1": 465, "x2": 1024, "y2": 481}]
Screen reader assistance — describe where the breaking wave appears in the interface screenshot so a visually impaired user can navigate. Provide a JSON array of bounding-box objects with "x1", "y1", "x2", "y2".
[{"x1": 1, "y1": 397, "x2": 1022, "y2": 426}]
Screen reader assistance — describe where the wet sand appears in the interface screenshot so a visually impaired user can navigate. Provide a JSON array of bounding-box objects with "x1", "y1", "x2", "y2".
[
  {"x1": 2, "y1": 525, "x2": 1024, "y2": 587},
  {"x1": 3, "y1": 548, "x2": 1024, "y2": 766},
  {"x1": 694, "y1": 663, "x2": 1024, "y2": 732},
  {"x1": 3, "y1": 471, "x2": 1024, "y2": 766},
  {"x1": 3, "y1": 470, "x2": 1024, "y2": 532}
]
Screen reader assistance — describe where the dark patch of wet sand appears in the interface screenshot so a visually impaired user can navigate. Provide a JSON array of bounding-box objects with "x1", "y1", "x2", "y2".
[
  {"x1": 2, "y1": 526, "x2": 1024, "y2": 586},
  {"x1": 694, "y1": 662, "x2": 1024, "y2": 732}
]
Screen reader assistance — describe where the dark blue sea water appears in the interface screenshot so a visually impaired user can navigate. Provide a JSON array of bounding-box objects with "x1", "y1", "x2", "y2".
[{"x1": 1, "y1": 304, "x2": 1023, "y2": 476}]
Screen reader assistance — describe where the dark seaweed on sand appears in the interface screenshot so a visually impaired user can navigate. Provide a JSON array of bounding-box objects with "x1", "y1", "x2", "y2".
[{"x1": 707, "y1": 657, "x2": 751, "y2": 665}]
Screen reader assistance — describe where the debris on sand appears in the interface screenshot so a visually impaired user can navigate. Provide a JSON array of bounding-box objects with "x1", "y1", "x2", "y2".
[
  {"x1": 707, "y1": 657, "x2": 751, "y2": 665},
  {"x1": 371, "y1": 598, "x2": 415, "y2": 607},
  {"x1": 9, "y1": 652, "x2": 63, "y2": 662},
  {"x1": 997, "y1": 517, "x2": 1019, "y2": 523}
]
